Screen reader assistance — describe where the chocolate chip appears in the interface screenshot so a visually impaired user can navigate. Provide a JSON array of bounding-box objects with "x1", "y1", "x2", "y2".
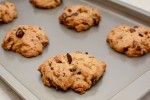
[
  {"x1": 85, "y1": 52, "x2": 88, "y2": 54},
  {"x1": 54, "y1": 0, "x2": 58, "y2": 3},
  {"x1": 130, "y1": 28, "x2": 136, "y2": 33},
  {"x1": 123, "y1": 47, "x2": 129, "y2": 52},
  {"x1": 51, "y1": 67, "x2": 54, "y2": 70},
  {"x1": 62, "y1": 13, "x2": 67, "y2": 18},
  {"x1": 144, "y1": 32, "x2": 148, "y2": 35},
  {"x1": 49, "y1": 62, "x2": 52, "y2": 66},
  {"x1": 93, "y1": 18, "x2": 99, "y2": 26},
  {"x1": 77, "y1": 72, "x2": 81, "y2": 74},
  {"x1": 0, "y1": 19, "x2": 2, "y2": 23},
  {"x1": 139, "y1": 33, "x2": 143, "y2": 37},
  {"x1": 16, "y1": 28, "x2": 24, "y2": 38},
  {"x1": 134, "y1": 26, "x2": 139, "y2": 28},
  {"x1": 133, "y1": 40, "x2": 137, "y2": 48},
  {"x1": 91, "y1": 77, "x2": 97, "y2": 85},
  {"x1": 7, "y1": 37, "x2": 12, "y2": 42},
  {"x1": 69, "y1": 66, "x2": 76, "y2": 72},
  {"x1": 136, "y1": 46, "x2": 141, "y2": 51},
  {"x1": 72, "y1": 12, "x2": 78, "y2": 16},
  {"x1": 67, "y1": 53, "x2": 72, "y2": 64},
  {"x1": 82, "y1": 22, "x2": 88, "y2": 25},
  {"x1": 89, "y1": 56, "x2": 94, "y2": 58},
  {"x1": 39, "y1": 27, "x2": 41, "y2": 30},
  {"x1": 63, "y1": 73, "x2": 65, "y2": 77},
  {"x1": 68, "y1": 9, "x2": 72, "y2": 12}
]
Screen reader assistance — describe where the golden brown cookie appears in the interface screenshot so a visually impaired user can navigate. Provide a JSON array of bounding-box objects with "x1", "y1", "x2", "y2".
[
  {"x1": 0, "y1": 2, "x2": 18, "y2": 24},
  {"x1": 59, "y1": 5, "x2": 101, "y2": 32},
  {"x1": 2, "y1": 25, "x2": 49, "y2": 57},
  {"x1": 30, "y1": 0, "x2": 62, "y2": 9},
  {"x1": 38, "y1": 51, "x2": 106, "y2": 94},
  {"x1": 107, "y1": 25, "x2": 150, "y2": 57}
]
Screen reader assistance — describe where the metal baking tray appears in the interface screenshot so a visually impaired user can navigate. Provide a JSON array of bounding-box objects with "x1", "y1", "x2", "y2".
[{"x1": 0, "y1": 0, "x2": 150, "y2": 100}]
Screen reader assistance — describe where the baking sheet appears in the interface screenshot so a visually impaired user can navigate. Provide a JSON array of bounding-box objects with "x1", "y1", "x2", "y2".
[{"x1": 0, "y1": 0, "x2": 150, "y2": 100}]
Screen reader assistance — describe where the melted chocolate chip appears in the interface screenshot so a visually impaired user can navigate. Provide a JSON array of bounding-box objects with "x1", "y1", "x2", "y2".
[
  {"x1": 91, "y1": 77, "x2": 97, "y2": 85},
  {"x1": 68, "y1": 9, "x2": 72, "y2": 12},
  {"x1": 7, "y1": 37, "x2": 12, "y2": 42},
  {"x1": 62, "y1": 13, "x2": 67, "y2": 18},
  {"x1": 49, "y1": 62, "x2": 52, "y2": 66},
  {"x1": 123, "y1": 47, "x2": 129, "y2": 52},
  {"x1": 0, "y1": 19, "x2": 2, "y2": 23},
  {"x1": 69, "y1": 66, "x2": 76, "y2": 72},
  {"x1": 139, "y1": 33, "x2": 143, "y2": 37},
  {"x1": 130, "y1": 28, "x2": 136, "y2": 33},
  {"x1": 85, "y1": 52, "x2": 88, "y2": 54},
  {"x1": 77, "y1": 72, "x2": 81, "y2": 74},
  {"x1": 67, "y1": 53, "x2": 72, "y2": 64},
  {"x1": 82, "y1": 22, "x2": 88, "y2": 25},
  {"x1": 134, "y1": 26, "x2": 139, "y2": 28},
  {"x1": 72, "y1": 12, "x2": 78, "y2": 16},
  {"x1": 144, "y1": 32, "x2": 148, "y2": 35},
  {"x1": 136, "y1": 46, "x2": 141, "y2": 51},
  {"x1": 93, "y1": 18, "x2": 99, "y2": 26},
  {"x1": 16, "y1": 28, "x2": 24, "y2": 38},
  {"x1": 133, "y1": 41, "x2": 137, "y2": 48}
]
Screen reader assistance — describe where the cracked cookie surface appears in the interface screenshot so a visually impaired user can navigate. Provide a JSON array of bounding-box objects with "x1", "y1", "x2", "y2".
[
  {"x1": 0, "y1": 2, "x2": 18, "y2": 24},
  {"x1": 107, "y1": 25, "x2": 150, "y2": 57},
  {"x1": 30, "y1": 0, "x2": 62, "y2": 9},
  {"x1": 59, "y1": 5, "x2": 101, "y2": 32},
  {"x1": 2, "y1": 25, "x2": 49, "y2": 57},
  {"x1": 38, "y1": 51, "x2": 106, "y2": 94}
]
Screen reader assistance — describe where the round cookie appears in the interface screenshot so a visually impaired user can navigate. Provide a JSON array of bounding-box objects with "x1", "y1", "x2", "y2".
[
  {"x1": 107, "y1": 25, "x2": 150, "y2": 57},
  {"x1": 0, "y1": 2, "x2": 18, "y2": 24},
  {"x1": 2, "y1": 25, "x2": 49, "y2": 57},
  {"x1": 30, "y1": 0, "x2": 62, "y2": 9},
  {"x1": 38, "y1": 51, "x2": 106, "y2": 94},
  {"x1": 59, "y1": 5, "x2": 101, "y2": 32}
]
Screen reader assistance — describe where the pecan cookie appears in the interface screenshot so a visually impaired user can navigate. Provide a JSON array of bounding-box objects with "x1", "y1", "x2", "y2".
[
  {"x1": 107, "y1": 25, "x2": 150, "y2": 57},
  {"x1": 0, "y1": 2, "x2": 18, "y2": 24},
  {"x1": 59, "y1": 5, "x2": 101, "y2": 32},
  {"x1": 2, "y1": 25, "x2": 49, "y2": 57},
  {"x1": 30, "y1": 0, "x2": 62, "y2": 9},
  {"x1": 38, "y1": 51, "x2": 106, "y2": 94}
]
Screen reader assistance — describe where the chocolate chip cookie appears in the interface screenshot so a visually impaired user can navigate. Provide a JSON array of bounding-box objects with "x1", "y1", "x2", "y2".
[
  {"x1": 107, "y1": 25, "x2": 150, "y2": 57},
  {"x1": 30, "y1": 0, "x2": 62, "y2": 9},
  {"x1": 2, "y1": 25, "x2": 49, "y2": 57},
  {"x1": 59, "y1": 5, "x2": 101, "y2": 32},
  {"x1": 0, "y1": 2, "x2": 18, "y2": 24},
  {"x1": 38, "y1": 51, "x2": 106, "y2": 94}
]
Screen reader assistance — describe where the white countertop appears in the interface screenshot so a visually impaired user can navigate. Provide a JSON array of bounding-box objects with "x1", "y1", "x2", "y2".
[{"x1": 0, "y1": 0, "x2": 150, "y2": 100}]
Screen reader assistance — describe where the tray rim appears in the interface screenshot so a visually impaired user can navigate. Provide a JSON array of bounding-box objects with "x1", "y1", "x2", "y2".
[
  {"x1": 0, "y1": 64, "x2": 39, "y2": 100},
  {"x1": 0, "y1": 0, "x2": 150, "y2": 99},
  {"x1": 97, "y1": 0, "x2": 150, "y2": 24}
]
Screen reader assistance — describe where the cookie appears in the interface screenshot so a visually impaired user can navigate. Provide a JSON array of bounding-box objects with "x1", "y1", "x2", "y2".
[
  {"x1": 59, "y1": 5, "x2": 101, "y2": 32},
  {"x1": 30, "y1": 0, "x2": 62, "y2": 9},
  {"x1": 0, "y1": 2, "x2": 18, "y2": 24},
  {"x1": 2, "y1": 25, "x2": 49, "y2": 57},
  {"x1": 38, "y1": 51, "x2": 106, "y2": 94},
  {"x1": 107, "y1": 25, "x2": 150, "y2": 57}
]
